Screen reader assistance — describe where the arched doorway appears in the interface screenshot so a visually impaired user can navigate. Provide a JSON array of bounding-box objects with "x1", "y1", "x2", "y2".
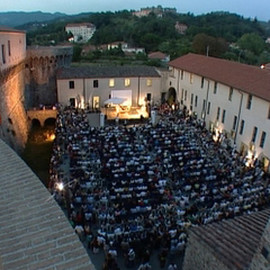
[
  {"x1": 44, "y1": 118, "x2": 56, "y2": 127},
  {"x1": 32, "y1": 119, "x2": 41, "y2": 128},
  {"x1": 167, "y1": 87, "x2": 177, "y2": 105}
]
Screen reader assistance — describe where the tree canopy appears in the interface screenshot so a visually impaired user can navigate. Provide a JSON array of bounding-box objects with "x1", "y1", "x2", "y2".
[{"x1": 25, "y1": 9, "x2": 270, "y2": 66}]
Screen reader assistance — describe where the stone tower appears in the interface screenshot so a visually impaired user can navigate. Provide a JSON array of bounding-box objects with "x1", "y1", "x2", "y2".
[{"x1": 25, "y1": 46, "x2": 73, "y2": 108}]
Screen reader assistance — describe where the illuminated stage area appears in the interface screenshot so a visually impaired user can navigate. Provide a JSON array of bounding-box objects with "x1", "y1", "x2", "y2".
[{"x1": 101, "y1": 105, "x2": 149, "y2": 120}]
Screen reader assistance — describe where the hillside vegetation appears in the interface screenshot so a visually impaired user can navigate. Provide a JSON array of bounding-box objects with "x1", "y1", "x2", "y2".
[
  {"x1": 0, "y1": 11, "x2": 66, "y2": 27},
  {"x1": 24, "y1": 10, "x2": 270, "y2": 65}
]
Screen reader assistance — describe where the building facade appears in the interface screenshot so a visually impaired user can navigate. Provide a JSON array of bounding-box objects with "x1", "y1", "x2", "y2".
[
  {"x1": 65, "y1": 23, "x2": 96, "y2": 43},
  {"x1": 0, "y1": 27, "x2": 29, "y2": 152},
  {"x1": 56, "y1": 66, "x2": 162, "y2": 110},
  {"x1": 168, "y1": 53, "x2": 270, "y2": 169}
]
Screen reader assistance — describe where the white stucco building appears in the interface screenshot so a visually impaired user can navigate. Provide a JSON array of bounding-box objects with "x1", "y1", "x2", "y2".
[
  {"x1": 168, "y1": 53, "x2": 270, "y2": 169},
  {"x1": 65, "y1": 23, "x2": 96, "y2": 43},
  {"x1": 0, "y1": 27, "x2": 26, "y2": 70},
  {"x1": 56, "y1": 65, "x2": 162, "y2": 111}
]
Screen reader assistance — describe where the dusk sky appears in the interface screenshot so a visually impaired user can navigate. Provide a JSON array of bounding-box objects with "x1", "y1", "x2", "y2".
[{"x1": 1, "y1": 0, "x2": 270, "y2": 21}]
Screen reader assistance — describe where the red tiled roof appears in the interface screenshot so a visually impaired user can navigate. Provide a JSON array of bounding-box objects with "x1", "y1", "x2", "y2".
[
  {"x1": 148, "y1": 51, "x2": 167, "y2": 59},
  {"x1": 169, "y1": 53, "x2": 270, "y2": 102},
  {"x1": 189, "y1": 209, "x2": 270, "y2": 270}
]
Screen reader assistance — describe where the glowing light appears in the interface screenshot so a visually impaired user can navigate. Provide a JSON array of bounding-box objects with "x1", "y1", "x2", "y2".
[
  {"x1": 57, "y1": 182, "x2": 64, "y2": 191},
  {"x1": 245, "y1": 150, "x2": 257, "y2": 167},
  {"x1": 212, "y1": 127, "x2": 222, "y2": 142},
  {"x1": 46, "y1": 132, "x2": 55, "y2": 141}
]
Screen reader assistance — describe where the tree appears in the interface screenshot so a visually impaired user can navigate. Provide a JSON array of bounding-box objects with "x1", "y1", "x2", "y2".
[
  {"x1": 72, "y1": 45, "x2": 82, "y2": 62},
  {"x1": 140, "y1": 33, "x2": 161, "y2": 52},
  {"x1": 192, "y1": 33, "x2": 228, "y2": 57},
  {"x1": 237, "y1": 33, "x2": 265, "y2": 55}
]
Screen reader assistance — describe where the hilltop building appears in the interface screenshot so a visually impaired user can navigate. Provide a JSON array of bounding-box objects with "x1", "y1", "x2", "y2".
[
  {"x1": 65, "y1": 23, "x2": 96, "y2": 43},
  {"x1": 132, "y1": 6, "x2": 177, "y2": 17},
  {"x1": 175, "y1": 22, "x2": 188, "y2": 34}
]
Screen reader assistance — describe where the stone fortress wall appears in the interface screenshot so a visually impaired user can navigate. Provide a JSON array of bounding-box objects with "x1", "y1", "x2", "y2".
[
  {"x1": 0, "y1": 26, "x2": 73, "y2": 152},
  {"x1": 0, "y1": 28, "x2": 29, "y2": 152},
  {"x1": 25, "y1": 46, "x2": 73, "y2": 108}
]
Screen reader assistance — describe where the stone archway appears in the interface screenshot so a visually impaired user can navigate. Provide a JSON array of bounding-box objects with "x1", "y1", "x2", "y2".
[
  {"x1": 167, "y1": 87, "x2": 177, "y2": 105},
  {"x1": 44, "y1": 118, "x2": 56, "y2": 127},
  {"x1": 32, "y1": 118, "x2": 41, "y2": 128}
]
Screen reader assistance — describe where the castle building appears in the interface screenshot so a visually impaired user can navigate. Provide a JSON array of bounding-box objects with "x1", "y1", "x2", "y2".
[
  {"x1": 0, "y1": 27, "x2": 73, "y2": 152},
  {"x1": 168, "y1": 53, "x2": 270, "y2": 170}
]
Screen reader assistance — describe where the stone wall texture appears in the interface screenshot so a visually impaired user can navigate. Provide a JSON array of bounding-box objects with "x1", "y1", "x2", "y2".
[
  {"x1": 0, "y1": 139, "x2": 95, "y2": 270},
  {"x1": 182, "y1": 232, "x2": 231, "y2": 270},
  {"x1": 25, "y1": 46, "x2": 73, "y2": 108},
  {"x1": 250, "y1": 219, "x2": 270, "y2": 270},
  {"x1": 0, "y1": 62, "x2": 29, "y2": 152}
]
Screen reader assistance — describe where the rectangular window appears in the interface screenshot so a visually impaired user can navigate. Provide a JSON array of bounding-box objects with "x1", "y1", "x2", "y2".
[
  {"x1": 239, "y1": 120, "x2": 245, "y2": 135},
  {"x1": 214, "y1": 82, "x2": 218, "y2": 94},
  {"x1": 229, "y1": 87, "x2": 233, "y2": 101},
  {"x1": 181, "y1": 88, "x2": 184, "y2": 104},
  {"x1": 184, "y1": 90, "x2": 187, "y2": 101},
  {"x1": 190, "y1": 73, "x2": 193, "y2": 84},
  {"x1": 191, "y1": 93, "x2": 194, "y2": 105},
  {"x1": 217, "y1": 107, "x2": 220, "y2": 121},
  {"x1": 146, "y1": 79, "x2": 152, "y2": 87},
  {"x1": 233, "y1": 115, "x2": 237, "y2": 130},
  {"x1": 202, "y1": 99, "x2": 206, "y2": 111},
  {"x1": 125, "y1": 78, "x2": 130, "y2": 87},
  {"x1": 201, "y1": 77, "x2": 205, "y2": 88},
  {"x1": 251, "y1": 126, "x2": 258, "y2": 143},
  {"x1": 1, "y1": 44, "x2": 6, "y2": 64},
  {"x1": 93, "y1": 96, "x2": 100, "y2": 109},
  {"x1": 268, "y1": 106, "x2": 270, "y2": 119},
  {"x1": 69, "y1": 80, "x2": 75, "y2": 89},
  {"x1": 247, "y1": 94, "x2": 252, "y2": 109},
  {"x1": 195, "y1": 95, "x2": 198, "y2": 107},
  {"x1": 8, "y1": 40, "x2": 11, "y2": 56},
  {"x1": 147, "y1": 93, "x2": 151, "y2": 101},
  {"x1": 109, "y1": 79, "x2": 115, "y2": 87},
  {"x1": 181, "y1": 89, "x2": 184, "y2": 99},
  {"x1": 181, "y1": 70, "x2": 184, "y2": 80},
  {"x1": 260, "y1": 131, "x2": 266, "y2": 148},
  {"x1": 222, "y1": 109, "x2": 226, "y2": 123},
  {"x1": 207, "y1": 102, "x2": 211, "y2": 115},
  {"x1": 93, "y1": 80, "x2": 99, "y2": 88}
]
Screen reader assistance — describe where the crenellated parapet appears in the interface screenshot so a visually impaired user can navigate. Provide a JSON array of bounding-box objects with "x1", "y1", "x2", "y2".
[
  {"x1": 25, "y1": 46, "x2": 73, "y2": 108},
  {"x1": 26, "y1": 45, "x2": 73, "y2": 68}
]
